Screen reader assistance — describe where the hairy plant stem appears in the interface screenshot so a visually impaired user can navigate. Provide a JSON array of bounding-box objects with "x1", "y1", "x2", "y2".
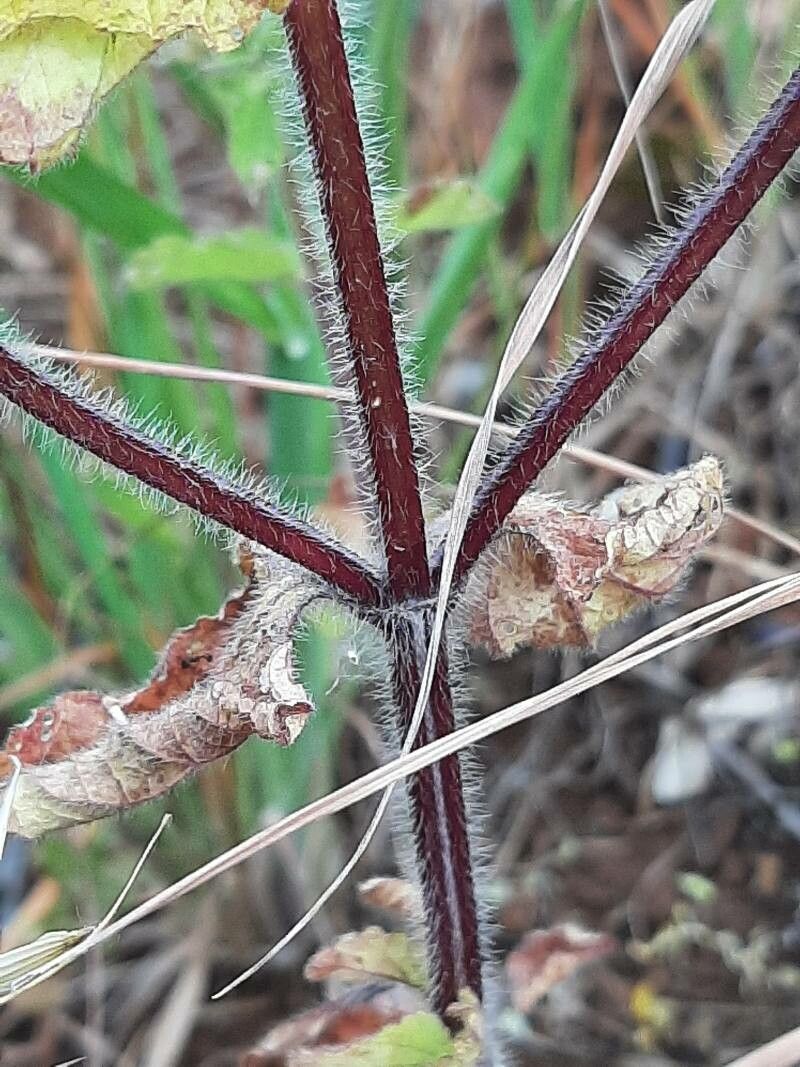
[
  {"x1": 386, "y1": 614, "x2": 483, "y2": 1014},
  {"x1": 0, "y1": 347, "x2": 380, "y2": 605},
  {"x1": 284, "y1": 0, "x2": 482, "y2": 1018},
  {"x1": 438, "y1": 65, "x2": 800, "y2": 589},
  {"x1": 284, "y1": 0, "x2": 427, "y2": 600},
  {"x1": 0, "y1": 9, "x2": 794, "y2": 1046}
]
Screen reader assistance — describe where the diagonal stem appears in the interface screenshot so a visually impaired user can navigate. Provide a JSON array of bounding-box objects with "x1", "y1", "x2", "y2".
[
  {"x1": 436, "y1": 65, "x2": 800, "y2": 589},
  {"x1": 0, "y1": 347, "x2": 381, "y2": 605},
  {"x1": 284, "y1": 0, "x2": 483, "y2": 1018}
]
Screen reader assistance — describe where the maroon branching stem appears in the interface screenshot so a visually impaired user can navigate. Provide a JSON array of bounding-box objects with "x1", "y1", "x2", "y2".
[
  {"x1": 0, "y1": 347, "x2": 380, "y2": 605},
  {"x1": 284, "y1": 0, "x2": 428, "y2": 601},
  {"x1": 284, "y1": 0, "x2": 483, "y2": 1018},
  {"x1": 437, "y1": 66, "x2": 800, "y2": 590},
  {"x1": 2, "y1": 7, "x2": 794, "y2": 1045}
]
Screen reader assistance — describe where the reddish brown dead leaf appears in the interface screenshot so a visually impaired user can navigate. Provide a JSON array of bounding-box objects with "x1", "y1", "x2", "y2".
[
  {"x1": 242, "y1": 985, "x2": 424, "y2": 1066},
  {"x1": 506, "y1": 924, "x2": 619, "y2": 1013},
  {"x1": 468, "y1": 457, "x2": 724, "y2": 656},
  {"x1": 0, "y1": 584, "x2": 254, "y2": 778},
  {"x1": 0, "y1": 547, "x2": 324, "y2": 838},
  {"x1": 357, "y1": 877, "x2": 420, "y2": 919},
  {"x1": 125, "y1": 585, "x2": 252, "y2": 713},
  {"x1": 0, "y1": 691, "x2": 107, "y2": 772}
]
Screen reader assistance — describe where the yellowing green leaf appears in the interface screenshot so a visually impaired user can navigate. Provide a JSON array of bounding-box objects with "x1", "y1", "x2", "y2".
[
  {"x1": 0, "y1": 2, "x2": 289, "y2": 169},
  {"x1": 0, "y1": 19, "x2": 149, "y2": 168},
  {"x1": 304, "y1": 927, "x2": 427, "y2": 989},
  {"x1": 125, "y1": 228, "x2": 302, "y2": 289}
]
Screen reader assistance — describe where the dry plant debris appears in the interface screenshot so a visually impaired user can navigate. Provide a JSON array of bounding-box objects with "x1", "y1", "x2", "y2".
[
  {"x1": 0, "y1": 546, "x2": 321, "y2": 836},
  {"x1": 505, "y1": 923, "x2": 619, "y2": 1013},
  {"x1": 467, "y1": 456, "x2": 724, "y2": 655}
]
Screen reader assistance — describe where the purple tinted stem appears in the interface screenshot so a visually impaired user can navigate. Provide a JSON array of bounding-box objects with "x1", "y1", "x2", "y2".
[
  {"x1": 284, "y1": 0, "x2": 483, "y2": 1017},
  {"x1": 440, "y1": 66, "x2": 800, "y2": 588},
  {"x1": 284, "y1": 0, "x2": 430, "y2": 601},
  {"x1": 0, "y1": 347, "x2": 381, "y2": 605},
  {"x1": 387, "y1": 615, "x2": 483, "y2": 1016}
]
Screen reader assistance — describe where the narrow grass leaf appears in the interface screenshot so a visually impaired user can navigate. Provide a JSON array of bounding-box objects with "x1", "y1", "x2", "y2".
[{"x1": 415, "y1": 0, "x2": 586, "y2": 383}]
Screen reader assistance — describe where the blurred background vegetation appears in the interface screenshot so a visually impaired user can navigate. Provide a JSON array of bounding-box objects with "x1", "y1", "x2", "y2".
[{"x1": 2, "y1": 1, "x2": 800, "y2": 1063}]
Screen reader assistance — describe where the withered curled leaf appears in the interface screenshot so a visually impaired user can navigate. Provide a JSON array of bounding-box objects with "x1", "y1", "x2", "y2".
[
  {"x1": 358, "y1": 877, "x2": 421, "y2": 920},
  {"x1": 467, "y1": 457, "x2": 724, "y2": 657},
  {"x1": 0, "y1": 547, "x2": 324, "y2": 838},
  {"x1": 506, "y1": 924, "x2": 618, "y2": 1013}
]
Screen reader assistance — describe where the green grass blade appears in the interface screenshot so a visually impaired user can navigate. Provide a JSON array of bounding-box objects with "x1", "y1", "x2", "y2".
[
  {"x1": 369, "y1": 0, "x2": 418, "y2": 185},
  {"x1": 6, "y1": 158, "x2": 280, "y2": 339},
  {"x1": 37, "y1": 451, "x2": 153, "y2": 677},
  {"x1": 414, "y1": 0, "x2": 586, "y2": 386},
  {"x1": 505, "y1": 0, "x2": 539, "y2": 60}
]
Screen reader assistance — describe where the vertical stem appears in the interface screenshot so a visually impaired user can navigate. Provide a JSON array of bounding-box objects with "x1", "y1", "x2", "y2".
[
  {"x1": 284, "y1": 0, "x2": 483, "y2": 1017},
  {"x1": 284, "y1": 0, "x2": 427, "y2": 600},
  {"x1": 387, "y1": 615, "x2": 483, "y2": 1015}
]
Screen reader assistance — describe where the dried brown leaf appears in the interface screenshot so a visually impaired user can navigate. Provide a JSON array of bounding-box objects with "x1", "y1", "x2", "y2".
[
  {"x1": 357, "y1": 877, "x2": 420, "y2": 919},
  {"x1": 506, "y1": 924, "x2": 619, "y2": 1013},
  {"x1": 0, "y1": 548, "x2": 323, "y2": 837},
  {"x1": 467, "y1": 457, "x2": 724, "y2": 656}
]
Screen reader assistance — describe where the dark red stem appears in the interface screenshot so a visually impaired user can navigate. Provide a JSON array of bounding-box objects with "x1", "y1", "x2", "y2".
[
  {"x1": 284, "y1": 0, "x2": 483, "y2": 1017},
  {"x1": 0, "y1": 347, "x2": 380, "y2": 605},
  {"x1": 437, "y1": 65, "x2": 800, "y2": 588},
  {"x1": 386, "y1": 616, "x2": 483, "y2": 1016},
  {"x1": 284, "y1": 0, "x2": 428, "y2": 601}
]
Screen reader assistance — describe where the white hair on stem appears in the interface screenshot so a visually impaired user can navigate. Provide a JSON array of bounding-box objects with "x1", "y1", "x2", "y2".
[{"x1": 0, "y1": 323, "x2": 359, "y2": 561}]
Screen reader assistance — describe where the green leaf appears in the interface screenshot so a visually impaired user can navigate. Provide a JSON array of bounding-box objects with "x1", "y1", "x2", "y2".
[
  {"x1": 395, "y1": 180, "x2": 501, "y2": 234},
  {"x1": 226, "y1": 89, "x2": 283, "y2": 191},
  {"x1": 414, "y1": 0, "x2": 587, "y2": 385},
  {"x1": 125, "y1": 228, "x2": 302, "y2": 290},
  {"x1": 312, "y1": 1013, "x2": 455, "y2": 1067},
  {"x1": 7, "y1": 155, "x2": 280, "y2": 337}
]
